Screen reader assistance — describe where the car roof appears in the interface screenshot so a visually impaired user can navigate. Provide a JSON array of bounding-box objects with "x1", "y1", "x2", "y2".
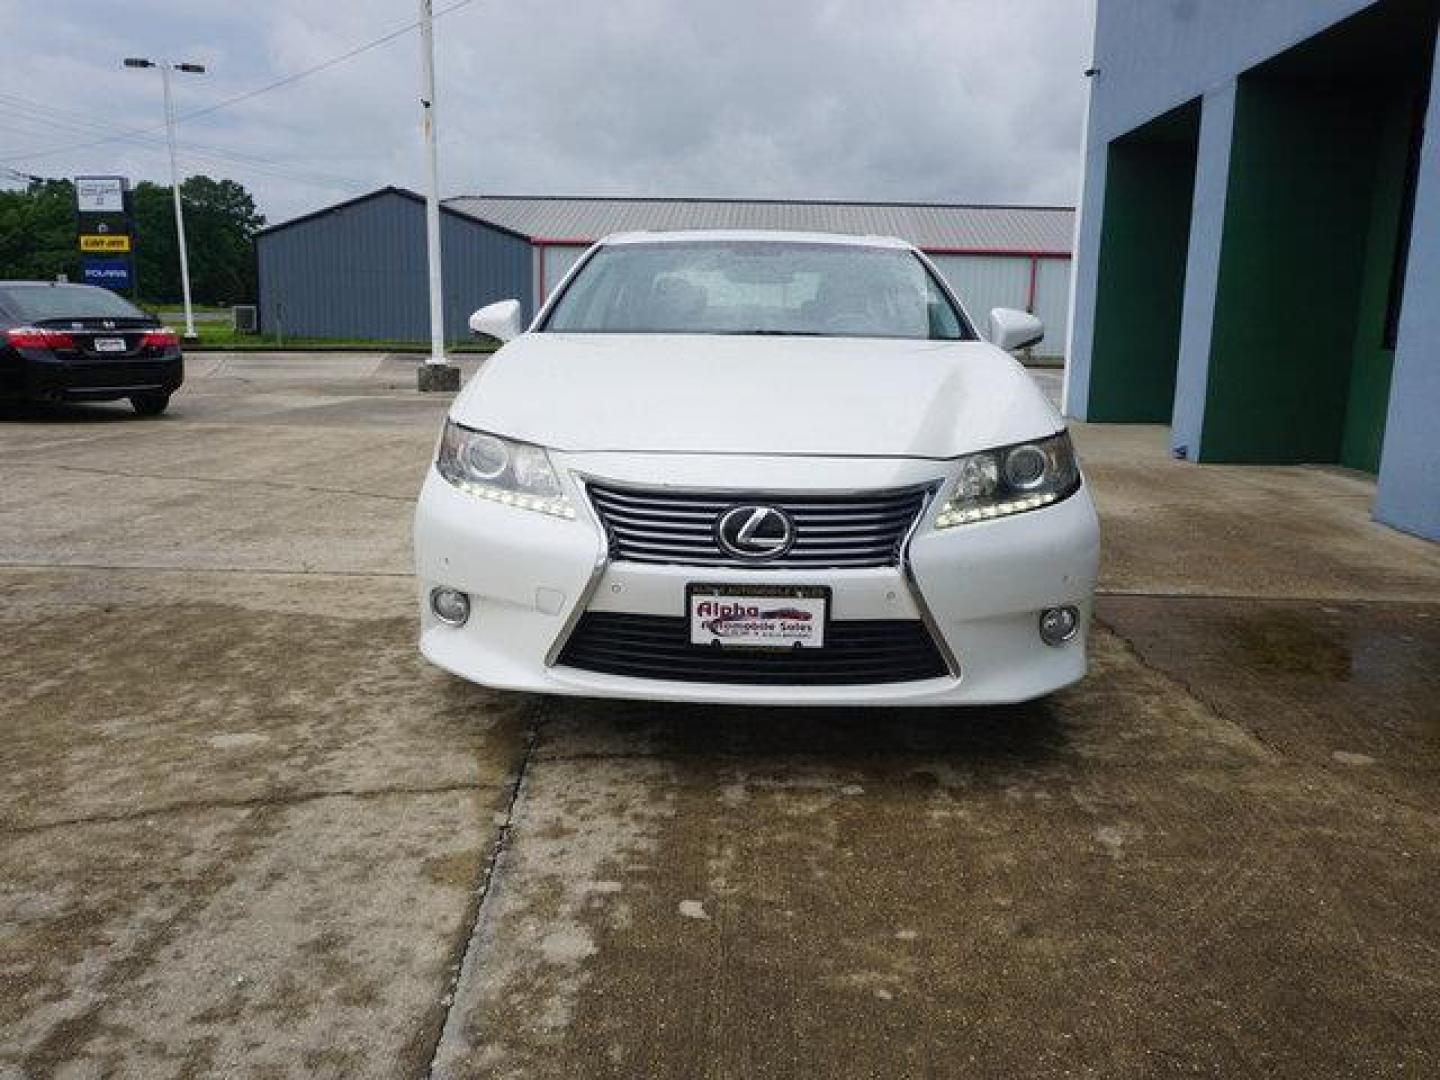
[{"x1": 595, "y1": 229, "x2": 916, "y2": 250}]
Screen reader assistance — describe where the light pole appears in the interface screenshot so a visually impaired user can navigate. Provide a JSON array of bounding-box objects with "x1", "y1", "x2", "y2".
[
  {"x1": 416, "y1": 0, "x2": 459, "y2": 391},
  {"x1": 124, "y1": 57, "x2": 205, "y2": 341}
]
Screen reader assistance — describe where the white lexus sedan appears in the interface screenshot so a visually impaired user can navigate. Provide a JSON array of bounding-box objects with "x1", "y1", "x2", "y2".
[{"x1": 414, "y1": 231, "x2": 1100, "y2": 705}]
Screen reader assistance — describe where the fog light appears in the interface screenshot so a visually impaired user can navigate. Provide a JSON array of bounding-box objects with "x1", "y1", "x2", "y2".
[
  {"x1": 1039, "y1": 606, "x2": 1079, "y2": 646},
  {"x1": 430, "y1": 587, "x2": 471, "y2": 627}
]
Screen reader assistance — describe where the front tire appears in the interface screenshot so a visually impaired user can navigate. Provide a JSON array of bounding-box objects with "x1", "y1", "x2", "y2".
[{"x1": 129, "y1": 393, "x2": 170, "y2": 417}]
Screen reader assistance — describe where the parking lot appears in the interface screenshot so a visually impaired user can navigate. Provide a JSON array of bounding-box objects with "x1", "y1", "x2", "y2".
[{"x1": 3, "y1": 354, "x2": 1439, "y2": 1078}]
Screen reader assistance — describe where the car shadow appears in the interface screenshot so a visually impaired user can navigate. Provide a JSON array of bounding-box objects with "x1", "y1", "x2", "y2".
[
  {"x1": 0, "y1": 400, "x2": 159, "y2": 423},
  {"x1": 522, "y1": 691, "x2": 1072, "y2": 775}
]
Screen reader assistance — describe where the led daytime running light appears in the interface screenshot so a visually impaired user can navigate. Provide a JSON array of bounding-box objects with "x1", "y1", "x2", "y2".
[
  {"x1": 935, "y1": 490, "x2": 1060, "y2": 527},
  {"x1": 447, "y1": 476, "x2": 577, "y2": 518}
]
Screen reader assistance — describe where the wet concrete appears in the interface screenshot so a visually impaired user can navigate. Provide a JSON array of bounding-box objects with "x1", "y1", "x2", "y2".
[{"x1": 2, "y1": 357, "x2": 1438, "y2": 1077}]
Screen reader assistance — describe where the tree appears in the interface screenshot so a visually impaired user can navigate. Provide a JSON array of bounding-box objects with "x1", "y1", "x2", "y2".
[
  {"x1": 0, "y1": 179, "x2": 81, "y2": 283},
  {"x1": 133, "y1": 175, "x2": 266, "y2": 305},
  {"x1": 131, "y1": 181, "x2": 178, "y2": 301},
  {"x1": 0, "y1": 174, "x2": 265, "y2": 305},
  {"x1": 181, "y1": 175, "x2": 265, "y2": 305}
]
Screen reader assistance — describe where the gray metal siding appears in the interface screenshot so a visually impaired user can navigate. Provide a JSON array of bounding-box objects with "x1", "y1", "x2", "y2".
[
  {"x1": 1032, "y1": 258, "x2": 1072, "y2": 359},
  {"x1": 930, "y1": 254, "x2": 1071, "y2": 357},
  {"x1": 931, "y1": 255, "x2": 1031, "y2": 335},
  {"x1": 540, "y1": 244, "x2": 589, "y2": 302},
  {"x1": 446, "y1": 196, "x2": 1074, "y2": 253},
  {"x1": 257, "y1": 191, "x2": 533, "y2": 342},
  {"x1": 257, "y1": 189, "x2": 1075, "y2": 356}
]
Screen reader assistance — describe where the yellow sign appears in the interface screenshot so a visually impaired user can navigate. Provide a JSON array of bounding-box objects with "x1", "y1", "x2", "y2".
[{"x1": 79, "y1": 234, "x2": 131, "y2": 253}]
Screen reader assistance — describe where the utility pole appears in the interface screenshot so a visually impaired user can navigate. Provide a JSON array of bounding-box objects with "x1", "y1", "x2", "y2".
[
  {"x1": 125, "y1": 57, "x2": 206, "y2": 341},
  {"x1": 416, "y1": 0, "x2": 460, "y2": 391}
]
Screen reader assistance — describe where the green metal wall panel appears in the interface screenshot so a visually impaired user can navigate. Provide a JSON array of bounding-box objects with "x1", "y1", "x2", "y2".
[
  {"x1": 1087, "y1": 108, "x2": 1199, "y2": 422},
  {"x1": 1200, "y1": 78, "x2": 1382, "y2": 462}
]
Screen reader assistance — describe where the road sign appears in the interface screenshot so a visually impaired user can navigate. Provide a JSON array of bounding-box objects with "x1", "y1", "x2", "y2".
[
  {"x1": 82, "y1": 257, "x2": 133, "y2": 290},
  {"x1": 75, "y1": 176, "x2": 127, "y2": 214},
  {"x1": 79, "y1": 234, "x2": 132, "y2": 253}
]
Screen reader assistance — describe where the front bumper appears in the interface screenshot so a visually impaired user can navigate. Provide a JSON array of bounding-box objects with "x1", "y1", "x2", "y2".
[{"x1": 414, "y1": 453, "x2": 1101, "y2": 706}]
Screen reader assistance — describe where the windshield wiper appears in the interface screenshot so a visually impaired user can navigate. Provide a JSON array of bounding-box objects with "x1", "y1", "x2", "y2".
[{"x1": 720, "y1": 329, "x2": 827, "y2": 337}]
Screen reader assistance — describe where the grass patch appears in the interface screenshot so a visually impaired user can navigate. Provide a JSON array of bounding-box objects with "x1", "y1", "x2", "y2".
[
  {"x1": 151, "y1": 304, "x2": 232, "y2": 317},
  {"x1": 176, "y1": 318, "x2": 497, "y2": 353}
]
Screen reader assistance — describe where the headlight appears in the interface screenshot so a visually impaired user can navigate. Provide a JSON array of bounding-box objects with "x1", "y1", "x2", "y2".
[
  {"x1": 436, "y1": 421, "x2": 576, "y2": 519},
  {"x1": 934, "y1": 431, "x2": 1080, "y2": 528}
]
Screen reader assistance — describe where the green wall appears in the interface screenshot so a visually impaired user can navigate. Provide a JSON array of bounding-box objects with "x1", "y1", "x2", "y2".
[
  {"x1": 1200, "y1": 79, "x2": 1385, "y2": 463},
  {"x1": 1087, "y1": 109, "x2": 1199, "y2": 422},
  {"x1": 1340, "y1": 94, "x2": 1415, "y2": 472}
]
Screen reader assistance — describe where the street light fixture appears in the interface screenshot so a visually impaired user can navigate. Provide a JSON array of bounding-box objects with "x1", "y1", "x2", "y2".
[{"x1": 124, "y1": 56, "x2": 206, "y2": 341}]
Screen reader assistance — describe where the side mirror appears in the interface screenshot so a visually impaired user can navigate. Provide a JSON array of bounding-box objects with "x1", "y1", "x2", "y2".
[
  {"x1": 468, "y1": 299, "x2": 524, "y2": 343},
  {"x1": 988, "y1": 308, "x2": 1044, "y2": 352}
]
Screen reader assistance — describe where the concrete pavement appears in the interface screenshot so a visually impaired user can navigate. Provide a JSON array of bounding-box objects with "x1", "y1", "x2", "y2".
[{"x1": 2, "y1": 354, "x2": 1438, "y2": 1078}]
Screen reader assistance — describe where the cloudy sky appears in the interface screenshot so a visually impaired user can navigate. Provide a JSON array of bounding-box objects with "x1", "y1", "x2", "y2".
[{"x1": 0, "y1": 0, "x2": 1095, "y2": 225}]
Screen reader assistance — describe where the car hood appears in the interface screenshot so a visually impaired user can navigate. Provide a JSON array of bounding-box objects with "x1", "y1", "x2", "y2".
[{"x1": 450, "y1": 333, "x2": 1062, "y2": 458}]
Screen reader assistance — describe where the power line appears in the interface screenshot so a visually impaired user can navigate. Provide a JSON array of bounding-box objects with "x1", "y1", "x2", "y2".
[
  {"x1": 0, "y1": 96, "x2": 363, "y2": 190},
  {"x1": 0, "y1": 0, "x2": 475, "y2": 165},
  {"x1": 2, "y1": 164, "x2": 47, "y2": 183},
  {"x1": 175, "y1": 0, "x2": 475, "y2": 127},
  {"x1": 0, "y1": 95, "x2": 353, "y2": 177}
]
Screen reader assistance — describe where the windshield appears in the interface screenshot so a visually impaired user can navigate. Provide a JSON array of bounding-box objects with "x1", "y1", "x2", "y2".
[
  {"x1": 0, "y1": 284, "x2": 147, "y2": 322},
  {"x1": 543, "y1": 241, "x2": 970, "y2": 339}
]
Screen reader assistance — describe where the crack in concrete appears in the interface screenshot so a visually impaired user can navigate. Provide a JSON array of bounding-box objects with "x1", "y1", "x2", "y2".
[
  {"x1": 1, "y1": 781, "x2": 497, "y2": 837},
  {"x1": 419, "y1": 708, "x2": 546, "y2": 1079},
  {"x1": 1092, "y1": 613, "x2": 1282, "y2": 762},
  {"x1": 1097, "y1": 613, "x2": 1440, "y2": 827},
  {"x1": 8, "y1": 460, "x2": 418, "y2": 503}
]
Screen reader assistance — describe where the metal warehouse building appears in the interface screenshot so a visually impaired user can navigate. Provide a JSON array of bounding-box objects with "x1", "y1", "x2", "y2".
[
  {"x1": 1066, "y1": 0, "x2": 1440, "y2": 541},
  {"x1": 256, "y1": 190, "x2": 1075, "y2": 356}
]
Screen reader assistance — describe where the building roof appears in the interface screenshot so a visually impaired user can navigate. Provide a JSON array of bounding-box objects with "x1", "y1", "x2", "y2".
[
  {"x1": 255, "y1": 186, "x2": 532, "y2": 242},
  {"x1": 443, "y1": 195, "x2": 1075, "y2": 255}
]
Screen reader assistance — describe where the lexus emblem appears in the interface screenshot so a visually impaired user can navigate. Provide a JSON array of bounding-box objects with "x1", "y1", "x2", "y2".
[{"x1": 715, "y1": 505, "x2": 794, "y2": 560}]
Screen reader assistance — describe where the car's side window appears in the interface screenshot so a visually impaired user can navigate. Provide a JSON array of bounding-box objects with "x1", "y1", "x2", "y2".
[{"x1": 925, "y1": 273, "x2": 964, "y2": 340}]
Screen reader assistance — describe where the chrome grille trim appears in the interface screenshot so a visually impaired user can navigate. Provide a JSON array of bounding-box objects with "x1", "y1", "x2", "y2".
[{"x1": 585, "y1": 482, "x2": 932, "y2": 569}]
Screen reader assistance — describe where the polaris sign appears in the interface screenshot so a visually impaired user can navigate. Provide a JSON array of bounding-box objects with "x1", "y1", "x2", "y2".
[{"x1": 82, "y1": 257, "x2": 134, "y2": 290}]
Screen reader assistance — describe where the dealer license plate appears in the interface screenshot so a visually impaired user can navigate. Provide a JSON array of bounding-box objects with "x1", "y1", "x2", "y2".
[
  {"x1": 688, "y1": 583, "x2": 829, "y2": 649},
  {"x1": 93, "y1": 337, "x2": 127, "y2": 353}
]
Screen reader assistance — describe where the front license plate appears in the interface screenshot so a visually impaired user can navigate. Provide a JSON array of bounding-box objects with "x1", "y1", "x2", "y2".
[
  {"x1": 688, "y1": 583, "x2": 829, "y2": 649},
  {"x1": 93, "y1": 337, "x2": 127, "y2": 353}
]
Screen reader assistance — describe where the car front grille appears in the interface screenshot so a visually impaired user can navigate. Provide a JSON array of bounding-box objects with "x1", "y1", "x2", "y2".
[
  {"x1": 556, "y1": 613, "x2": 951, "y2": 685},
  {"x1": 585, "y1": 482, "x2": 932, "y2": 569}
]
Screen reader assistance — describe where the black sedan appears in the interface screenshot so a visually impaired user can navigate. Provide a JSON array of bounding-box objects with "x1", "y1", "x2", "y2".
[{"x1": 1, "y1": 281, "x2": 183, "y2": 415}]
